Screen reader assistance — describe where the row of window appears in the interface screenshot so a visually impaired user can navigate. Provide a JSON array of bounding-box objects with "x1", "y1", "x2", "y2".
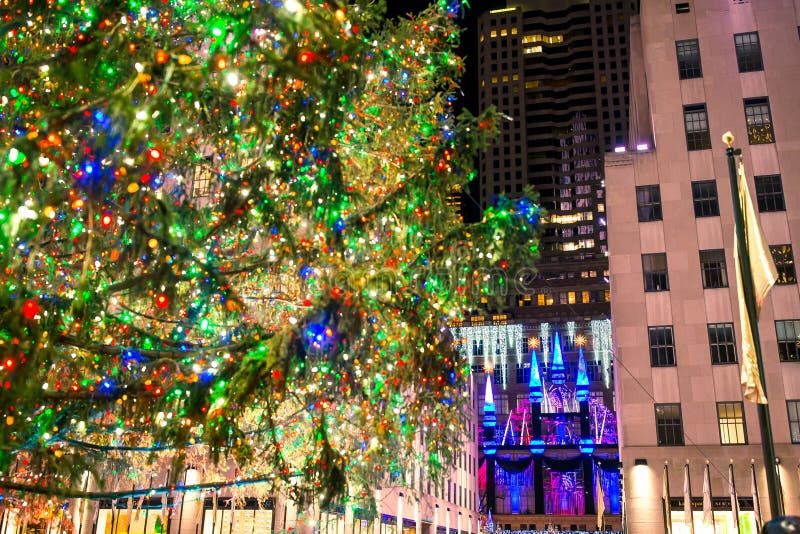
[
  {"x1": 641, "y1": 245, "x2": 796, "y2": 293},
  {"x1": 655, "y1": 400, "x2": 800, "y2": 446},
  {"x1": 517, "y1": 289, "x2": 611, "y2": 307},
  {"x1": 676, "y1": 32, "x2": 764, "y2": 82},
  {"x1": 684, "y1": 98, "x2": 774, "y2": 150},
  {"x1": 647, "y1": 319, "x2": 800, "y2": 367},
  {"x1": 637, "y1": 176, "x2": 785, "y2": 224},
  {"x1": 477, "y1": 390, "x2": 606, "y2": 416},
  {"x1": 473, "y1": 360, "x2": 606, "y2": 385}
]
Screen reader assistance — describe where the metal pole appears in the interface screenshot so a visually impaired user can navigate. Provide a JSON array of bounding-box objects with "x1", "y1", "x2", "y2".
[
  {"x1": 751, "y1": 462, "x2": 763, "y2": 531},
  {"x1": 706, "y1": 463, "x2": 716, "y2": 534},
  {"x1": 686, "y1": 463, "x2": 695, "y2": 534},
  {"x1": 664, "y1": 463, "x2": 672, "y2": 534},
  {"x1": 730, "y1": 463, "x2": 741, "y2": 534},
  {"x1": 724, "y1": 138, "x2": 783, "y2": 518}
]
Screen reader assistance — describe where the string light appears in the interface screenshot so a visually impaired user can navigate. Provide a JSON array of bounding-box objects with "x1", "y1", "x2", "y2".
[{"x1": 0, "y1": 0, "x2": 539, "y2": 520}]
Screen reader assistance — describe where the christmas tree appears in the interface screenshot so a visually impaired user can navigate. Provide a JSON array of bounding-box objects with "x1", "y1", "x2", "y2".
[{"x1": 0, "y1": 0, "x2": 539, "y2": 513}]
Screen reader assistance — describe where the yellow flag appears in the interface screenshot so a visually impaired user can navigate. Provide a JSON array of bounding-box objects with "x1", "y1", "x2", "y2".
[
  {"x1": 596, "y1": 469, "x2": 606, "y2": 530},
  {"x1": 734, "y1": 161, "x2": 778, "y2": 403}
]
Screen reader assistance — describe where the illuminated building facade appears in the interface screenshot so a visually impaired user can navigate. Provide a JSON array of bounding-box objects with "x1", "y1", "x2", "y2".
[
  {"x1": 453, "y1": 318, "x2": 621, "y2": 531},
  {"x1": 606, "y1": 0, "x2": 800, "y2": 531},
  {"x1": 473, "y1": 1, "x2": 635, "y2": 530}
]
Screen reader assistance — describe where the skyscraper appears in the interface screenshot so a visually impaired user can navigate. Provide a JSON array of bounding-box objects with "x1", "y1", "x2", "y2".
[
  {"x1": 469, "y1": 1, "x2": 636, "y2": 530},
  {"x1": 477, "y1": 0, "x2": 635, "y2": 319}
]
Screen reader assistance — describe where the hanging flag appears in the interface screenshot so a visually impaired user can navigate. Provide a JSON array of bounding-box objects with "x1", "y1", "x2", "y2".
[
  {"x1": 734, "y1": 160, "x2": 778, "y2": 403},
  {"x1": 663, "y1": 464, "x2": 673, "y2": 534},
  {"x1": 135, "y1": 475, "x2": 152, "y2": 522},
  {"x1": 684, "y1": 463, "x2": 695, "y2": 534},
  {"x1": 161, "y1": 492, "x2": 169, "y2": 527},
  {"x1": 127, "y1": 484, "x2": 134, "y2": 524},
  {"x1": 729, "y1": 464, "x2": 739, "y2": 533},
  {"x1": 134, "y1": 494, "x2": 144, "y2": 521},
  {"x1": 751, "y1": 464, "x2": 762, "y2": 532},
  {"x1": 702, "y1": 463, "x2": 714, "y2": 529},
  {"x1": 596, "y1": 466, "x2": 606, "y2": 530}
]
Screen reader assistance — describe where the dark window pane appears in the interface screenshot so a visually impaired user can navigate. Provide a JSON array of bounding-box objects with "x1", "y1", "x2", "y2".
[
  {"x1": 734, "y1": 32, "x2": 763, "y2": 72},
  {"x1": 744, "y1": 97, "x2": 775, "y2": 144},
  {"x1": 788, "y1": 400, "x2": 800, "y2": 444},
  {"x1": 676, "y1": 39, "x2": 702, "y2": 79},
  {"x1": 684, "y1": 104, "x2": 712, "y2": 150},
  {"x1": 754, "y1": 175, "x2": 785, "y2": 212},
  {"x1": 776, "y1": 320, "x2": 800, "y2": 362},
  {"x1": 643, "y1": 253, "x2": 669, "y2": 291},
  {"x1": 516, "y1": 363, "x2": 531, "y2": 384},
  {"x1": 636, "y1": 185, "x2": 662, "y2": 222},
  {"x1": 700, "y1": 249, "x2": 728, "y2": 288},
  {"x1": 770, "y1": 245, "x2": 796, "y2": 285},
  {"x1": 708, "y1": 322, "x2": 737, "y2": 364},
  {"x1": 649, "y1": 326, "x2": 676, "y2": 366},
  {"x1": 692, "y1": 180, "x2": 720, "y2": 217},
  {"x1": 655, "y1": 403, "x2": 684, "y2": 446}
]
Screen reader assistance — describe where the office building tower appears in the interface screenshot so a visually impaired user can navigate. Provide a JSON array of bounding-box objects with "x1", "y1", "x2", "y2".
[
  {"x1": 470, "y1": 2, "x2": 635, "y2": 530},
  {"x1": 477, "y1": 0, "x2": 636, "y2": 320}
]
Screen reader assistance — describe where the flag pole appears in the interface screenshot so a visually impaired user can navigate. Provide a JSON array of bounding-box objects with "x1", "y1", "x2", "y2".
[
  {"x1": 751, "y1": 461, "x2": 763, "y2": 532},
  {"x1": 723, "y1": 132, "x2": 783, "y2": 518},
  {"x1": 685, "y1": 462, "x2": 695, "y2": 534},
  {"x1": 729, "y1": 462, "x2": 740, "y2": 534},
  {"x1": 663, "y1": 462, "x2": 672, "y2": 534}
]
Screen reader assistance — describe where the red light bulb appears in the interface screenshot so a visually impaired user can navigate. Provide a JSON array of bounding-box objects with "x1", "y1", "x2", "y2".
[
  {"x1": 22, "y1": 299, "x2": 40, "y2": 320},
  {"x1": 155, "y1": 294, "x2": 169, "y2": 309}
]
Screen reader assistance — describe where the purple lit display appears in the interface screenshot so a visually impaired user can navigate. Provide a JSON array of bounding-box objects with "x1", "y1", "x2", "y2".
[
  {"x1": 476, "y1": 326, "x2": 620, "y2": 520},
  {"x1": 541, "y1": 416, "x2": 581, "y2": 445},
  {"x1": 589, "y1": 397, "x2": 618, "y2": 445},
  {"x1": 544, "y1": 470, "x2": 584, "y2": 516}
]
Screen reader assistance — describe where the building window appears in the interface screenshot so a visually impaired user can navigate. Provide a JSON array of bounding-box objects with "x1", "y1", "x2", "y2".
[
  {"x1": 770, "y1": 245, "x2": 796, "y2": 285},
  {"x1": 717, "y1": 402, "x2": 747, "y2": 445},
  {"x1": 691, "y1": 180, "x2": 720, "y2": 217},
  {"x1": 655, "y1": 403, "x2": 684, "y2": 446},
  {"x1": 675, "y1": 2, "x2": 690, "y2": 13},
  {"x1": 643, "y1": 253, "x2": 669, "y2": 292},
  {"x1": 754, "y1": 175, "x2": 785, "y2": 212},
  {"x1": 676, "y1": 39, "x2": 702, "y2": 79},
  {"x1": 649, "y1": 326, "x2": 676, "y2": 367},
  {"x1": 516, "y1": 363, "x2": 531, "y2": 384},
  {"x1": 636, "y1": 185, "x2": 662, "y2": 222},
  {"x1": 734, "y1": 32, "x2": 763, "y2": 72},
  {"x1": 775, "y1": 320, "x2": 800, "y2": 362},
  {"x1": 699, "y1": 249, "x2": 728, "y2": 288},
  {"x1": 787, "y1": 400, "x2": 800, "y2": 444},
  {"x1": 744, "y1": 97, "x2": 775, "y2": 144},
  {"x1": 684, "y1": 104, "x2": 712, "y2": 150},
  {"x1": 708, "y1": 322, "x2": 737, "y2": 364}
]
